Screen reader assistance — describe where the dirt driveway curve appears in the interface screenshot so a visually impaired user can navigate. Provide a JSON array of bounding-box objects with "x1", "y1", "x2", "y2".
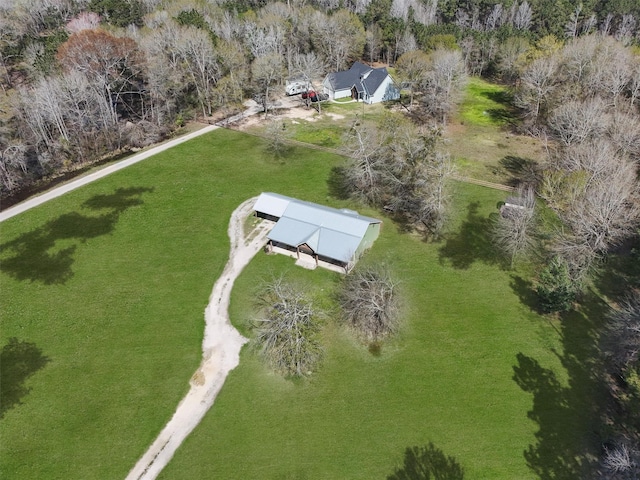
[{"x1": 126, "y1": 197, "x2": 270, "y2": 480}]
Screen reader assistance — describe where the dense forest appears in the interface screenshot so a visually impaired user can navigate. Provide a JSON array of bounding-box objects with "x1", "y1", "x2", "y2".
[{"x1": 1, "y1": 0, "x2": 639, "y2": 476}]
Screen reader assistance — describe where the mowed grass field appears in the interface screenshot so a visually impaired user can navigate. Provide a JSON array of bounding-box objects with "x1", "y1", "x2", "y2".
[
  {"x1": 158, "y1": 181, "x2": 600, "y2": 479},
  {"x1": 0, "y1": 129, "x2": 344, "y2": 479},
  {"x1": 1, "y1": 128, "x2": 600, "y2": 479}
]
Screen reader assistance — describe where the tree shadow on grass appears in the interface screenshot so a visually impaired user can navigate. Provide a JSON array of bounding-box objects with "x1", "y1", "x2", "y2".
[
  {"x1": 513, "y1": 291, "x2": 608, "y2": 479},
  {"x1": 0, "y1": 187, "x2": 153, "y2": 285},
  {"x1": 327, "y1": 166, "x2": 351, "y2": 200},
  {"x1": 499, "y1": 155, "x2": 540, "y2": 186},
  {"x1": 510, "y1": 275, "x2": 543, "y2": 314},
  {"x1": 438, "y1": 201, "x2": 505, "y2": 269},
  {"x1": 593, "y1": 237, "x2": 640, "y2": 300},
  {"x1": 481, "y1": 90, "x2": 518, "y2": 125},
  {"x1": 387, "y1": 443, "x2": 464, "y2": 480},
  {"x1": 0, "y1": 338, "x2": 50, "y2": 420}
]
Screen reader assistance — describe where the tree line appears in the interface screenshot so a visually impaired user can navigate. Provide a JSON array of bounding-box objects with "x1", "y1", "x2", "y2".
[{"x1": 1, "y1": 0, "x2": 639, "y2": 198}]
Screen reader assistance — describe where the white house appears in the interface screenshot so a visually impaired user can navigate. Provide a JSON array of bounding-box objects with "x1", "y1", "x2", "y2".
[
  {"x1": 254, "y1": 192, "x2": 382, "y2": 273},
  {"x1": 322, "y1": 62, "x2": 400, "y2": 104}
]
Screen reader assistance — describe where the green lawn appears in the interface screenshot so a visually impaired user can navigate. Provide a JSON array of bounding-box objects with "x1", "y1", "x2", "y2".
[
  {"x1": 1, "y1": 129, "x2": 602, "y2": 479},
  {"x1": 445, "y1": 78, "x2": 545, "y2": 185},
  {"x1": 160, "y1": 185, "x2": 600, "y2": 478},
  {"x1": 459, "y1": 77, "x2": 518, "y2": 127},
  {"x1": 0, "y1": 129, "x2": 345, "y2": 479}
]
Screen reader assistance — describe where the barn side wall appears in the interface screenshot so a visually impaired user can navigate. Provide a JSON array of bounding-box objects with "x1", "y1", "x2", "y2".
[{"x1": 355, "y1": 222, "x2": 381, "y2": 258}]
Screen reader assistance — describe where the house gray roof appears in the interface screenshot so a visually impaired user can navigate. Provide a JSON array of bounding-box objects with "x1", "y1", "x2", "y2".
[
  {"x1": 255, "y1": 192, "x2": 381, "y2": 263},
  {"x1": 325, "y1": 62, "x2": 391, "y2": 96}
]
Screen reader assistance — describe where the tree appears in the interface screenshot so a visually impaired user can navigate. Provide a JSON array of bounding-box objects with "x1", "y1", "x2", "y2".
[
  {"x1": 601, "y1": 443, "x2": 640, "y2": 479},
  {"x1": 380, "y1": 115, "x2": 455, "y2": 237},
  {"x1": 18, "y1": 70, "x2": 116, "y2": 159},
  {"x1": 254, "y1": 279, "x2": 322, "y2": 377},
  {"x1": 421, "y1": 48, "x2": 467, "y2": 125},
  {"x1": 65, "y1": 12, "x2": 101, "y2": 34},
  {"x1": 89, "y1": 0, "x2": 144, "y2": 28},
  {"x1": 341, "y1": 120, "x2": 386, "y2": 205},
  {"x1": 311, "y1": 9, "x2": 365, "y2": 71},
  {"x1": 584, "y1": 36, "x2": 634, "y2": 108},
  {"x1": 547, "y1": 97, "x2": 608, "y2": 146},
  {"x1": 0, "y1": 143, "x2": 29, "y2": 195},
  {"x1": 535, "y1": 256, "x2": 577, "y2": 313},
  {"x1": 365, "y1": 24, "x2": 382, "y2": 63},
  {"x1": 545, "y1": 141, "x2": 640, "y2": 279},
  {"x1": 174, "y1": 26, "x2": 220, "y2": 117},
  {"x1": 395, "y1": 49, "x2": 430, "y2": 106},
  {"x1": 342, "y1": 114, "x2": 455, "y2": 237},
  {"x1": 600, "y1": 291, "x2": 640, "y2": 478},
  {"x1": 56, "y1": 29, "x2": 144, "y2": 125},
  {"x1": 493, "y1": 185, "x2": 537, "y2": 268},
  {"x1": 251, "y1": 52, "x2": 284, "y2": 115},
  {"x1": 498, "y1": 36, "x2": 530, "y2": 81},
  {"x1": 265, "y1": 117, "x2": 290, "y2": 156},
  {"x1": 516, "y1": 55, "x2": 558, "y2": 122},
  {"x1": 289, "y1": 51, "x2": 325, "y2": 90},
  {"x1": 602, "y1": 291, "x2": 640, "y2": 373},
  {"x1": 340, "y1": 265, "x2": 399, "y2": 343}
]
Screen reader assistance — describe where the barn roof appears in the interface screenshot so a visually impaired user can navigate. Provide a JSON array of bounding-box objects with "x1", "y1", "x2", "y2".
[
  {"x1": 325, "y1": 62, "x2": 391, "y2": 95},
  {"x1": 255, "y1": 192, "x2": 381, "y2": 263},
  {"x1": 253, "y1": 192, "x2": 291, "y2": 218}
]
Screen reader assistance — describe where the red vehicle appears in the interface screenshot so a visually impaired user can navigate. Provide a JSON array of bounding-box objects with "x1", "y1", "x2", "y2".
[{"x1": 301, "y1": 90, "x2": 316, "y2": 100}]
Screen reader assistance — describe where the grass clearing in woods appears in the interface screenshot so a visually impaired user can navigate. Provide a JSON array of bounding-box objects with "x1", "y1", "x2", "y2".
[{"x1": 444, "y1": 77, "x2": 546, "y2": 185}]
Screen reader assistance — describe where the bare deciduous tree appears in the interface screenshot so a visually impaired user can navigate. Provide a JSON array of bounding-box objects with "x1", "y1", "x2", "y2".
[
  {"x1": 493, "y1": 185, "x2": 537, "y2": 267},
  {"x1": 340, "y1": 265, "x2": 399, "y2": 343},
  {"x1": 265, "y1": 117, "x2": 290, "y2": 156},
  {"x1": 547, "y1": 97, "x2": 608, "y2": 146},
  {"x1": 395, "y1": 50, "x2": 430, "y2": 106},
  {"x1": 421, "y1": 48, "x2": 467, "y2": 125},
  {"x1": 251, "y1": 52, "x2": 284, "y2": 115},
  {"x1": 173, "y1": 26, "x2": 220, "y2": 117},
  {"x1": 0, "y1": 143, "x2": 29, "y2": 194},
  {"x1": 602, "y1": 291, "x2": 640, "y2": 371},
  {"x1": 290, "y1": 51, "x2": 325, "y2": 89},
  {"x1": 602, "y1": 443, "x2": 640, "y2": 477},
  {"x1": 310, "y1": 9, "x2": 365, "y2": 71},
  {"x1": 254, "y1": 279, "x2": 322, "y2": 377},
  {"x1": 341, "y1": 121, "x2": 385, "y2": 205},
  {"x1": 516, "y1": 55, "x2": 558, "y2": 122},
  {"x1": 56, "y1": 29, "x2": 144, "y2": 125},
  {"x1": 342, "y1": 114, "x2": 455, "y2": 237},
  {"x1": 365, "y1": 24, "x2": 382, "y2": 63},
  {"x1": 514, "y1": 0, "x2": 533, "y2": 30},
  {"x1": 547, "y1": 146, "x2": 640, "y2": 279},
  {"x1": 498, "y1": 36, "x2": 530, "y2": 81}
]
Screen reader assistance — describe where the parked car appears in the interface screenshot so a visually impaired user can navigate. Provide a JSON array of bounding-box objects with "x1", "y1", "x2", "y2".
[
  {"x1": 309, "y1": 92, "x2": 329, "y2": 102},
  {"x1": 301, "y1": 89, "x2": 315, "y2": 100}
]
